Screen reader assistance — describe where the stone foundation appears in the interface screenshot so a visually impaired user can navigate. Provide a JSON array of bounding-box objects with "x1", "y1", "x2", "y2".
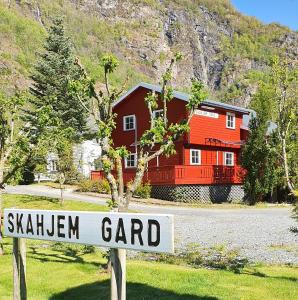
[{"x1": 151, "y1": 184, "x2": 244, "y2": 203}]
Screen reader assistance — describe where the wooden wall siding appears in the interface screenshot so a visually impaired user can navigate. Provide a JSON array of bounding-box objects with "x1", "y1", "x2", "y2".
[
  {"x1": 112, "y1": 87, "x2": 188, "y2": 153},
  {"x1": 189, "y1": 108, "x2": 243, "y2": 146},
  {"x1": 184, "y1": 147, "x2": 241, "y2": 166}
]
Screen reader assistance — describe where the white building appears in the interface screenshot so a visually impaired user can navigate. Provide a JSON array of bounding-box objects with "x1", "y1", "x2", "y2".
[{"x1": 37, "y1": 139, "x2": 101, "y2": 181}]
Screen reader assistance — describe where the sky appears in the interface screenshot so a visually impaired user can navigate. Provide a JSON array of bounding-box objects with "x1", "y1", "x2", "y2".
[{"x1": 231, "y1": 0, "x2": 298, "y2": 31}]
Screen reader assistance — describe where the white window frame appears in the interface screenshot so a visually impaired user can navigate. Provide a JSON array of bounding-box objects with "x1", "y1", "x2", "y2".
[
  {"x1": 49, "y1": 160, "x2": 57, "y2": 172},
  {"x1": 153, "y1": 109, "x2": 163, "y2": 119},
  {"x1": 226, "y1": 112, "x2": 235, "y2": 129},
  {"x1": 190, "y1": 149, "x2": 201, "y2": 165},
  {"x1": 125, "y1": 153, "x2": 137, "y2": 168},
  {"x1": 123, "y1": 115, "x2": 136, "y2": 131},
  {"x1": 224, "y1": 152, "x2": 234, "y2": 166}
]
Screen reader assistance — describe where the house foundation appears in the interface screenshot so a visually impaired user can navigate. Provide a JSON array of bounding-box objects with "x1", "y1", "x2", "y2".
[{"x1": 151, "y1": 184, "x2": 244, "y2": 203}]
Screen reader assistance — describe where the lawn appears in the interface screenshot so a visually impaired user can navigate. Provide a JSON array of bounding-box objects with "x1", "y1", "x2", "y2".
[
  {"x1": 0, "y1": 194, "x2": 297, "y2": 299},
  {"x1": 2, "y1": 193, "x2": 109, "y2": 212}
]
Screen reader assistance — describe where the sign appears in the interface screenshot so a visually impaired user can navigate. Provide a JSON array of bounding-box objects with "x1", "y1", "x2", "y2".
[
  {"x1": 4, "y1": 209, "x2": 174, "y2": 253},
  {"x1": 194, "y1": 109, "x2": 219, "y2": 118}
]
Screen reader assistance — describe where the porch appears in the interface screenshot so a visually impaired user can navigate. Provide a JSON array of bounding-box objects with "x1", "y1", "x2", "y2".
[{"x1": 91, "y1": 165, "x2": 244, "y2": 185}]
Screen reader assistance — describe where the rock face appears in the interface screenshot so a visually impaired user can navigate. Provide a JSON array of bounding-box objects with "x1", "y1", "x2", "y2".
[{"x1": 1, "y1": 0, "x2": 298, "y2": 106}]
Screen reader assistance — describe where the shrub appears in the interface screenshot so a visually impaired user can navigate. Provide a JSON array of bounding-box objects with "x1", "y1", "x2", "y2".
[
  {"x1": 92, "y1": 178, "x2": 111, "y2": 194},
  {"x1": 77, "y1": 179, "x2": 110, "y2": 194},
  {"x1": 140, "y1": 243, "x2": 249, "y2": 273},
  {"x1": 133, "y1": 182, "x2": 152, "y2": 199},
  {"x1": 77, "y1": 179, "x2": 94, "y2": 192}
]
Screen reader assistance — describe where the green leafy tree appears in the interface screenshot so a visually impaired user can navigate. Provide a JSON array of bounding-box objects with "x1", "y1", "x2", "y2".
[
  {"x1": 241, "y1": 116, "x2": 279, "y2": 204},
  {"x1": 70, "y1": 53, "x2": 207, "y2": 211},
  {"x1": 0, "y1": 90, "x2": 30, "y2": 255},
  {"x1": 259, "y1": 57, "x2": 298, "y2": 194},
  {"x1": 70, "y1": 53, "x2": 207, "y2": 294}
]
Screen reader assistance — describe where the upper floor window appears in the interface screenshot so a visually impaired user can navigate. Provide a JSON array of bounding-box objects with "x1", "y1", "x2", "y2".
[
  {"x1": 226, "y1": 112, "x2": 235, "y2": 129},
  {"x1": 125, "y1": 153, "x2": 136, "y2": 168},
  {"x1": 224, "y1": 152, "x2": 234, "y2": 166},
  {"x1": 153, "y1": 109, "x2": 163, "y2": 119},
  {"x1": 123, "y1": 115, "x2": 136, "y2": 131},
  {"x1": 190, "y1": 149, "x2": 201, "y2": 165}
]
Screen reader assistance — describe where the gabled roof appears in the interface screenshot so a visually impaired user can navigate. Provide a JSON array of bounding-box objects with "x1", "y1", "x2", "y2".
[{"x1": 113, "y1": 82, "x2": 250, "y2": 114}]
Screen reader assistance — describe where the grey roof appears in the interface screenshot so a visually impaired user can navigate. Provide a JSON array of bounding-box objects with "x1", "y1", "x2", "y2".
[
  {"x1": 113, "y1": 82, "x2": 250, "y2": 114},
  {"x1": 242, "y1": 110, "x2": 277, "y2": 135}
]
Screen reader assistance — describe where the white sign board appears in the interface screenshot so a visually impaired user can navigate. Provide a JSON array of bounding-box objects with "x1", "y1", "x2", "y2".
[
  {"x1": 194, "y1": 109, "x2": 219, "y2": 118},
  {"x1": 4, "y1": 209, "x2": 174, "y2": 253}
]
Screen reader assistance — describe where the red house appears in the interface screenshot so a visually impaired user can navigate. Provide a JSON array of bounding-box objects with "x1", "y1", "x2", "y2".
[{"x1": 92, "y1": 82, "x2": 250, "y2": 203}]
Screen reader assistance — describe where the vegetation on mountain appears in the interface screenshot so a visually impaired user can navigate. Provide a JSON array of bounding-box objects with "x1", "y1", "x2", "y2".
[{"x1": 0, "y1": 0, "x2": 297, "y2": 106}]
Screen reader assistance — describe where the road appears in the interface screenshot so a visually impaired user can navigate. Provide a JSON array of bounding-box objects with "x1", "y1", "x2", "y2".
[{"x1": 5, "y1": 185, "x2": 298, "y2": 264}]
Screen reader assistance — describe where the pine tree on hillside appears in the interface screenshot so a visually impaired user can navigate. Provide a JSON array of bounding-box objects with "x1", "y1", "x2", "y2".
[{"x1": 26, "y1": 17, "x2": 89, "y2": 139}]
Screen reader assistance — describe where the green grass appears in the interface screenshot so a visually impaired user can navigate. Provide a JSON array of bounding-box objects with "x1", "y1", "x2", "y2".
[
  {"x1": 0, "y1": 240, "x2": 297, "y2": 300},
  {"x1": 0, "y1": 195, "x2": 297, "y2": 299},
  {"x1": 2, "y1": 194, "x2": 109, "y2": 212}
]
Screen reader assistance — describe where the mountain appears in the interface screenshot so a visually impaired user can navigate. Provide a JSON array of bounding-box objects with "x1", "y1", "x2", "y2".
[{"x1": 1, "y1": 0, "x2": 298, "y2": 107}]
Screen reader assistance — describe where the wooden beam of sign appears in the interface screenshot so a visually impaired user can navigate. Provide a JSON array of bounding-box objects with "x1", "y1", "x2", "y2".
[{"x1": 4, "y1": 209, "x2": 174, "y2": 253}]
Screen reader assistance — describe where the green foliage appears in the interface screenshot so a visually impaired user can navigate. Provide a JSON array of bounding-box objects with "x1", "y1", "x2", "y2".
[
  {"x1": 0, "y1": 89, "x2": 31, "y2": 185},
  {"x1": 241, "y1": 116, "x2": 278, "y2": 204},
  {"x1": 26, "y1": 17, "x2": 90, "y2": 139},
  {"x1": 133, "y1": 182, "x2": 152, "y2": 199},
  {"x1": 100, "y1": 54, "x2": 119, "y2": 74},
  {"x1": 77, "y1": 179, "x2": 111, "y2": 194},
  {"x1": 186, "y1": 80, "x2": 208, "y2": 112}
]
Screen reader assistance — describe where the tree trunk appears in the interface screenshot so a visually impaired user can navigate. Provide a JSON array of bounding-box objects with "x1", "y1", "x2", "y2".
[
  {"x1": 58, "y1": 172, "x2": 65, "y2": 206},
  {"x1": 281, "y1": 137, "x2": 295, "y2": 194}
]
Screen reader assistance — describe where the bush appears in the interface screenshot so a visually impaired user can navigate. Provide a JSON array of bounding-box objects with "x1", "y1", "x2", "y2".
[
  {"x1": 140, "y1": 243, "x2": 249, "y2": 274},
  {"x1": 93, "y1": 179, "x2": 111, "y2": 194},
  {"x1": 77, "y1": 179, "x2": 110, "y2": 194},
  {"x1": 133, "y1": 182, "x2": 152, "y2": 199}
]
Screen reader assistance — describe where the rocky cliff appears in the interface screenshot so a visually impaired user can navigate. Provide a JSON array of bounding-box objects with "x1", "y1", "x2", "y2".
[{"x1": 1, "y1": 0, "x2": 297, "y2": 106}]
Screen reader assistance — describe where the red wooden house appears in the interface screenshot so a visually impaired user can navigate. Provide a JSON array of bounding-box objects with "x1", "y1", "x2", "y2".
[{"x1": 92, "y1": 82, "x2": 250, "y2": 203}]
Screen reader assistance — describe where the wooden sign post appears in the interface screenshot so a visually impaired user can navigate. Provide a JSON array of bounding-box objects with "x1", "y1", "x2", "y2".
[{"x1": 4, "y1": 209, "x2": 174, "y2": 300}]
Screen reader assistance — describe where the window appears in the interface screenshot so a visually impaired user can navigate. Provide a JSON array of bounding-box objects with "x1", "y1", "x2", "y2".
[
  {"x1": 224, "y1": 152, "x2": 234, "y2": 166},
  {"x1": 49, "y1": 160, "x2": 57, "y2": 172},
  {"x1": 190, "y1": 149, "x2": 201, "y2": 165},
  {"x1": 125, "y1": 153, "x2": 136, "y2": 168},
  {"x1": 123, "y1": 115, "x2": 136, "y2": 131},
  {"x1": 153, "y1": 109, "x2": 163, "y2": 119},
  {"x1": 226, "y1": 112, "x2": 235, "y2": 129}
]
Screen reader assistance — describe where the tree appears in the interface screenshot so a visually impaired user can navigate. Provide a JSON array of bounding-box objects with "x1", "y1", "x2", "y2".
[
  {"x1": 241, "y1": 116, "x2": 278, "y2": 204},
  {"x1": 27, "y1": 17, "x2": 89, "y2": 137},
  {"x1": 0, "y1": 90, "x2": 30, "y2": 255},
  {"x1": 70, "y1": 53, "x2": 208, "y2": 297},
  {"x1": 241, "y1": 82, "x2": 279, "y2": 204},
  {"x1": 264, "y1": 57, "x2": 297, "y2": 194},
  {"x1": 24, "y1": 17, "x2": 89, "y2": 202},
  {"x1": 71, "y1": 53, "x2": 207, "y2": 210}
]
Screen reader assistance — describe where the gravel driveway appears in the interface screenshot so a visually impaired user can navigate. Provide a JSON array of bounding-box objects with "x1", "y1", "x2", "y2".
[{"x1": 6, "y1": 185, "x2": 298, "y2": 264}]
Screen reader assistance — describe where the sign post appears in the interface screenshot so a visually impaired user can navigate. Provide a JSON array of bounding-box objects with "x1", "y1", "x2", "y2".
[
  {"x1": 4, "y1": 209, "x2": 174, "y2": 300},
  {"x1": 111, "y1": 248, "x2": 126, "y2": 300},
  {"x1": 12, "y1": 237, "x2": 26, "y2": 300}
]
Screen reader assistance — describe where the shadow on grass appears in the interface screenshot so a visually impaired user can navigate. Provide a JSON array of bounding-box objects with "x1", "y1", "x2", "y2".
[
  {"x1": 28, "y1": 246, "x2": 106, "y2": 269},
  {"x1": 8, "y1": 194, "x2": 59, "y2": 204},
  {"x1": 49, "y1": 280, "x2": 218, "y2": 300},
  {"x1": 242, "y1": 269, "x2": 298, "y2": 282}
]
